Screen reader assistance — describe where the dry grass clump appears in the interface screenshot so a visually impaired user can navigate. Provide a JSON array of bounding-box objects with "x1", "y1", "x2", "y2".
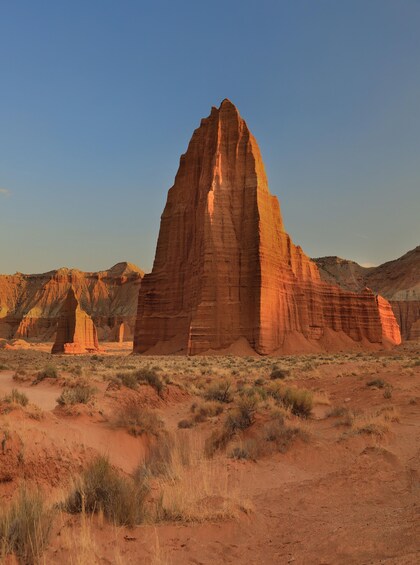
[
  {"x1": 65, "y1": 455, "x2": 149, "y2": 527},
  {"x1": 270, "y1": 365, "x2": 289, "y2": 380},
  {"x1": 227, "y1": 410, "x2": 310, "y2": 461},
  {"x1": 178, "y1": 401, "x2": 223, "y2": 428},
  {"x1": 204, "y1": 379, "x2": 233, "y2": 403},
  {"x1": 267, "y1": 384, "x2": 313, "y2": 417},
  {"x1": 3, "y1": 388, "x2": 29, "y2": 407},
  {"x1": 263, "y1": 414, "x2": 309, "y2": 453},
  {"x1": 0, "y1": 486, "x2": 54, "y2": 564},
  {"x1": 139, "y1": 434, "x2": 175, "y2": 478},
  {"x1": 117, "y1": 368, "x2": 166, "y2": 396},
  {"x1": 154, "y1": 439, "x2": 246, "y2": 523},
  {"x1": 326, "y1": 406, "x2": 349, "y2": 418},
  {"x1": 337, "y1": 406, "x2": 400, "y2": 437},
  {"x1": 113, "y1": 396, "x2": 163, "y2": 437},
  {"x1": 33, "y1": 364, "x2": 58, "y2": 383},
  {"x1": 205, "y1": 396, "x2": 259, "y2": 457},
  {"x1": 366, "y1": 378, "x2": 387, "y2": 389},
  {"x1": 57, "y1": 384, "x2": 96, "y2": 406}
]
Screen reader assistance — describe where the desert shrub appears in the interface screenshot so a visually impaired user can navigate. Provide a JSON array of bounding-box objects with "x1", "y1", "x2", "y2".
[
  {"x1": 57, "y1": 385, "x2": 96, "y2": 406},
  {"x1": 252, "y1": 386, "x2": 268, "y2": 400},
  {"x1": 65, "y1": 455, "x2": 148, "y2": 526},
  {"x1": 254, "y1": 378, "x2": 264, "y2": 386},
  {"x1": 383, "y1": 385, "x2": 393, "y2": 399},
  {"x1": 0, "y1": 486, "x2": 54, "y2": 564},
  {"x1": 204, "y1": 427, "x2": 234, "y2": 457},
  {"x1": 114, "y1": 397, "x2": 163, "y2": 437},
  {"x1": 205, "y1": 396, "x2": 259, "y2": 457},
  {"x1": 228, "y1": 438, "x2": 261, "y2": 461},
  {"x1": 276, "y1": 387, "x2": 313, "y2": 418},
  {"x1": 191, "y1": 401, "x2": 223, "y2": 423},
  {"x1": 35, "y1": 365, "x2": 58, "y2": 382},
  {"x1": 367, "y1": 378, "x2": 386, "y2": 389},
  {"x1": 229, "y1": 446, "x2": 250, "y2": 460},
  {"x1": 135, "y1": 368, "x2": 165, "y2": 397},
  {"x1": 70, "y1": 364, "x2": 83, "y2": 376},
  {"x1": 116, "y1": 371, "x2": 138, "y2": 390},
  {"x1": 0, "y1": 363, "x2": 8, "y2": 370},
  {"x1": 326, "y1": 406, "x2": 349, "y2": 418},
  {"x1": 204, "y1": 380, "x2": 233, "y2": 403},
  {"x1": 178, "y1": 419, "x2": 193, "y2": 429},
  {"x1": 270, "y1": 366, "x2": 289, "y2": 380},
  {"x1": 225, "y1": 396, "x2": 258, "y2": 433},
  {"x1": 263, "y1": 418, "x2": 307, "y2": 453},
  {"x1": 4, "y1": 388, "x2": 29, "y2": 407}
]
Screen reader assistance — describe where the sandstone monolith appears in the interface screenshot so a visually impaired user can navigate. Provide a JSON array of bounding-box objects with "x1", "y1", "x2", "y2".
[
  {"x1": 52, "y1": 287, "x2": 99, "y2": 354},
  {"x1": 134, "y1": 100, "x2": 401, "y2": 354}
]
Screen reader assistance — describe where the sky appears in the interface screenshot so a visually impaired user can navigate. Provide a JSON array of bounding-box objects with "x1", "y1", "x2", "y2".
[{"x1": 0, "y1": 0, "x2": 419, "y2": 274}]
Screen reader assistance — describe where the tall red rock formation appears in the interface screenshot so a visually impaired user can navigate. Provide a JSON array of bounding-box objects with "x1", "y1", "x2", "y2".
[
  {"x1": 314, "y1": 246, "x2": 420, "y2": 340},
  {"x1": 134, "y1": 100, "x2": 401, "y2": 355},
  {"x1": 0, "y1": 262, "x2": 143, "y2": 342},
  {"x1": 52, "y1": 288, "x2": 99, "y2": 354}
]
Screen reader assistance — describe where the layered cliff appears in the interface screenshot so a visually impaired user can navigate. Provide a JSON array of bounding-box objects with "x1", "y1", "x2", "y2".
[
  {"x1": 0, "y1": 262, "x2": 143, "y2": 342},
  {"x1": 314, "y1": 246, "x2": 420, "y2": 340},
  {"x1": 134, "y1": 99, "x2": 401, "y2": 355}
]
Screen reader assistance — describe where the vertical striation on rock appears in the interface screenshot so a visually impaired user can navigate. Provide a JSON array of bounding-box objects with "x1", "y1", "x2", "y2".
[
  {"x1": 52, "y1": 288, "x2": 99, "y2": 354},
  {"x1": 134, "y1": 100, "x2": 401, "y2": 355}
]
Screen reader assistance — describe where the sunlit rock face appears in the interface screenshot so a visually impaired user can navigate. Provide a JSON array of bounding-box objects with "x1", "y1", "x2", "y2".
[{"x1": 134, "y1": 100, "x2": 401, "y2": 355}]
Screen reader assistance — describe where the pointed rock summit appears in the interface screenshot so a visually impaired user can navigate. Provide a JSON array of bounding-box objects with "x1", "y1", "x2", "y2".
[
  {"x1": 134, "y1": 100, "x2": 401, "y2": 354},
  {"x1": 52, "y1": 287, "x2": 99, "y2": 354}
]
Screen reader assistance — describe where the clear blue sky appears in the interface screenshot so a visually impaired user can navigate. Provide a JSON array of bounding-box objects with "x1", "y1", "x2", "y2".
[{"x1": 1, "y1": 0, "x2": 419, "y2": 274}]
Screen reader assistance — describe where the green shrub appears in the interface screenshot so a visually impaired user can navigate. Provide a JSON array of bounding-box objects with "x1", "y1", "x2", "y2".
[
  {"x1": 0, "y1": 486, "x2": 54, "y2": 564},
  {"x1": 65, "y1": 456, "x2": 148, "y2": 527},
  {"x1": 57, "y1": 385, "x2": 96, "y2": 406},
  {"x1": 4, "y1": 388, "x2": 29, "y2": 407}
]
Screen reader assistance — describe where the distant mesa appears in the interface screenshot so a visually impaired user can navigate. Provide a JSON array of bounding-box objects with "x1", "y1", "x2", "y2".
[
  {"x1": 51, "y1": 287, "x2": 99, "y2": 354},
  {"x1": 0, "y1": 262, "x2": 143, "y2": 343},
  {"x1": 134, "y1": 99, "x2": 401, "y2": 355}
]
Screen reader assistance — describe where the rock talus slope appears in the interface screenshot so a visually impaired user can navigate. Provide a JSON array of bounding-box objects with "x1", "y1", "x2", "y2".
[
  {"x1": 51, "y1": 288, "x2": 99, "y2": 354},
  {"x1": 134, "y1": 100, "x2": 401, "y2": 355}
]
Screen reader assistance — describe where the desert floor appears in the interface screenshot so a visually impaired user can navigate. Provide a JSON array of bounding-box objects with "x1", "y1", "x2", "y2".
[{"x1": 0, "y1": 341, "x2": 419, "y2": 564}]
